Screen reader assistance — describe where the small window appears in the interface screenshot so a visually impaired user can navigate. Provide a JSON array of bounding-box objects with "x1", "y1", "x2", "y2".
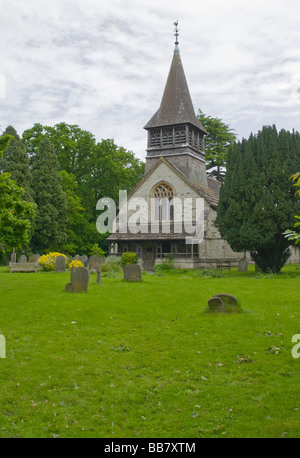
[{"x1": 147, "y1": 247, "x2": 153, "y2": 252}]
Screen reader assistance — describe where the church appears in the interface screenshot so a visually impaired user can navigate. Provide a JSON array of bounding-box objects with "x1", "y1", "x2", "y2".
[{"x1": 107, "y1": 28, "x2": 243, "y2": 270}]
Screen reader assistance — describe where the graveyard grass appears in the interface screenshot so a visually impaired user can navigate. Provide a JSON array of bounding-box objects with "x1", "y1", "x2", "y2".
[{"x1": 0, "y1": 265, "x2": 300, "y2": 438}]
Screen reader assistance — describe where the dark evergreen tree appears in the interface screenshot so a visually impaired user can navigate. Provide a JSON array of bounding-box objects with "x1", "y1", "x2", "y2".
[
  {"x1": 216, "y1": 125, "x2": 300, "y2": 273},
  {"x1": 0, "y1": 126, "x2": 34, "y2": 202},
  {"x1": 31, "y1": 137, "x2": 68, "y2": 252}
]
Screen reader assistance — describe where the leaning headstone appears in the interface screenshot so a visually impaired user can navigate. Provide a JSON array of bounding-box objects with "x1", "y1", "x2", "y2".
[
  {"x1": 65, "y1": 282, "x2": 76, "y2": 293},
  {"x1": 96, "y1": 266, "x2": 102, "y2": 285},
  {"x1": 79, "y1": 255, "x2": 88, "y2": 267},
  {"x1": 89, "y1": 254, "x2": 102, "y2": 273},
  {"x1": 123, "y1": 263, "x2": 142, "y2": 282},
  {"x1": 18, "y1": 255, "x2": 27, "y2": 263},
  {"x1": 238, "y1": 258, "x2": 248, "y2": 272},
  {"x1": 208, "y1": 293, "x2": 240, "y2": 313},
  {"x1": 70, "y1": 266, "x2": 89, "y2": 292},
  {"x1": 55, "y1": 255, "x2": 66, "y2": 273}
]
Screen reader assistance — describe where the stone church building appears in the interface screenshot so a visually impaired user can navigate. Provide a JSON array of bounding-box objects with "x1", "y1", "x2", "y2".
[{"x1": 107, "y1": 37, "x2": 300, "y2": 270}]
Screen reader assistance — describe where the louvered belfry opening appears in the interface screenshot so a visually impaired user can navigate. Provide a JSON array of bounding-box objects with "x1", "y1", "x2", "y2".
[{"x1": 148, "y1": 125, "x2": 203, "y2": 153}]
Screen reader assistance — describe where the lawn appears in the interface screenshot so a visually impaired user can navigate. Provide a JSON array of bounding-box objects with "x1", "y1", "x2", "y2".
[{"x1": 0, "y1": 265, "x2": 300, "y2": 438}]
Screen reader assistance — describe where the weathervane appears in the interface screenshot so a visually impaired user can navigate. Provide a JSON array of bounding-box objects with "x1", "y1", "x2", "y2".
[{"x1": 174, "y1": 20, "x2": 179, "y2": 45}]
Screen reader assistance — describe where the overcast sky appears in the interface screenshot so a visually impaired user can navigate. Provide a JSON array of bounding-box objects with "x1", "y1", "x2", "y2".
[{"x1": 1, "y1": 0, "x2": 300, "y2": 160}]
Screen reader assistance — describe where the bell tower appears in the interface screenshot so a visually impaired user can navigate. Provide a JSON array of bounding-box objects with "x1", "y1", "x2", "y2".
[{"x1": 144, "y1": 22, "x2": 208, "y2": 186}]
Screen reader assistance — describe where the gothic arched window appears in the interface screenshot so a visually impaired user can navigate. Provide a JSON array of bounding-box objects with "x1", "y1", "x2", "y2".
[{"x1": 153, "y1": 182, "x2": 174, "y2": 221}]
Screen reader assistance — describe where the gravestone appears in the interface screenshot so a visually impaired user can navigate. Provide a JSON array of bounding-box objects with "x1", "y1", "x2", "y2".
[
  {"x1": 28, "y1": 254, "x2": 36, "y2": 263},
  {"x1": 79, "y1": 255, "x2": 88, "y2": 267},
  {"x1": 11, "y1": 252, "x2": 17, "y2": 263},
  {"x1": 55, "y1": 255, "x2": 66, "y2": 272},
  {"x1": 238, "y1": 258, "x2": 248, "y2": 272},
  {"x1": 70, "y1": 266, "x2": 89, "y2": 292},
  {"x1": 65, "y1": 282, "x2": 76, "y2": 293},
  {"x1": 208, "y1": 293, "x2": 240, "y2": 313},
  {"x1": 89, "y1": 254, "x2": 102, "y2": 273},
  {"x1": 73, "y1": 254, "x2": 81, "y2": 261},
  {"x1": 96, "y1": 266, "x2": 102, "y2": 285},
  {"x1": 18, "y1": 255, "x2": 27, "y2": 263},
  {"x1": 123, "y1": 263, "x2": 142, "y2": 282}
]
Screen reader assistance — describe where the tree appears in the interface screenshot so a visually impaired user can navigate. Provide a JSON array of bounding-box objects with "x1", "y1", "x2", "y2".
[
  {"x1": 197, "y1": 110, "x2": 236, "y2": 181},
  {"x1": 0, "y1": 126, "x2": 34, "y2": 202},
  {"x1": 31, "y1": 138, "x2": 68, "y2": 252},
  {"x1": 0, "y1": 133, "x2": 14, "y2": 156},
  {"x1": 0, "y1": 173, "x2": 36, "y2": 251},
  {"x1": 22, "y1": 123, "x2": 145, "y2": 252},
  {"x1": 284, "y1": 172, "x2": 300, "y2": 244},
  {"x1": 216, "y1": 125, "x2": 300, "y2": 273}
]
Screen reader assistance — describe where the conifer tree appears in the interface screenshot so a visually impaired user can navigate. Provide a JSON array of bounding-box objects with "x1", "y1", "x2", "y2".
[
  {"x1": 216, "y1": 125, "x2": 300, "y2": 273},
  {"x1": 31, "y1": 137, "x2": 68, "y2": 252},
  {"x1": 0, "y1": 126, "x2": 34, "y2": 202}
]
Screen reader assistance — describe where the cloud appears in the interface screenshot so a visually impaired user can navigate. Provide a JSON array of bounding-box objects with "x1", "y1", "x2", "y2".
[{"x1": 1, "y1": 0, "x2": 300, "y2": 158}]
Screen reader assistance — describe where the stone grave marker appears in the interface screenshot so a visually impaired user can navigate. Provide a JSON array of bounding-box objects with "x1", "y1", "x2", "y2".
[
  {"x1": 89, "y1": 254, "x2": 102, "y2": 273},
  {"x1": 123, "y1": 263, "x2": 142, "y2": 282},
  {"x1": 79, "y1": 255, "x2": 88, "y2": 267},
  {"x1": 96, "y1": 266, "x2": 101, "y2": 285},
  {"x1": 18, "y1": 255, "x2": 27, "y2": 263},
  {"x1": 208, "y1": 293, "x2": 240, "y2": 313},
  {"x1": 208, "y1": 293, "x2": 241, "y2": 313},
  {"x1": 65, "y1": 282, "x2": 76, "y2": 293},
  {"x1": 69, "y1": 266, "x2": 89, "y2": 292},
  {"x1": 55, "y1": 255, "x2": 66, "y2": 273},
  {"x1": 238, "y1": 258, "x2": 248, "y2": 272}
]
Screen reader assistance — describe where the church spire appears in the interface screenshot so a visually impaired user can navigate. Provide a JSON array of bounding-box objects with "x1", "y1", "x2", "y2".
[
  {"x1": 143, "y1": 22, "x2": 208, "y2": 186},
  {"x1": 144, "y1": 23, "x2": 206, "y2": 133}
]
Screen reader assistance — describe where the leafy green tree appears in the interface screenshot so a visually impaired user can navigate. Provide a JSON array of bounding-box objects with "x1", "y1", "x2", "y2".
[
  {"x1": 216, "y1": 125, "x2": 300, "y2": 273},
  {"x1": 197, "y1": 110, "x2": 236, "y2": 181},
  {"x1": 31, "y1": 138, "x2": 68, "y2": 252},
  {"x1": 22, "y1": 123, "x2": 145, "y2": 253},
  {"x1": 0, "y1": 133, "x2": 14, "y2": 156},
  {"x1": 0, "y1": 173, "x2": 36, "y2": 251}
]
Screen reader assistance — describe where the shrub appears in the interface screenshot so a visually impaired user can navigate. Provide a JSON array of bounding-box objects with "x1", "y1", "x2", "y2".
[
  {"x1": 153, "y1": 254, "x2": 174, "y2": 273},
  {"x1": 89, "y1": 243, "x2": 106, "y2": 258},
  {"x1": 101, "y1": 256, "x2": 123, "y2": 276},
  {"x1": 68, "y1": 260, "x2": 83, "y2": 269},
  {"x1": 199, "y1": 268, "x2": 225, "y2": 279},
  {"x1": 121, "y1": 252, "x2": 138, "y2": 267},
  {"x1": 38, "y1": 252, "x2": 67, "y2": 271}
]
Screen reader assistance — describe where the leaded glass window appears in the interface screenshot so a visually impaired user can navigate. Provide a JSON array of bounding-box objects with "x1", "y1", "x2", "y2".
[{"x1": 153, "y1": 183, "x2": 174, "y2": 221}]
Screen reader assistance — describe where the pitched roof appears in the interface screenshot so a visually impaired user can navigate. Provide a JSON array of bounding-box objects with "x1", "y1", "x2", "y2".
[
  {"x1": 144, "y1": 48, "x2": 207, "y2": 134},
  {"x1": 125, "y1": 157, "x2": 220, "y2": 208},
  {"x1": 107, "y1": 158, "x2": 221, "y2": 241}
]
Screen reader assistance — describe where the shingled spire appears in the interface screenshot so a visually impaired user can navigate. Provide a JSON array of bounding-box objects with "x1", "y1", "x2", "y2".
[
  {"x1": 144, "y1": 22, "x2": 208, "y2": 186},
  {"x1": 144, "y1": 31, "x2": 206, "y2": 133}
]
